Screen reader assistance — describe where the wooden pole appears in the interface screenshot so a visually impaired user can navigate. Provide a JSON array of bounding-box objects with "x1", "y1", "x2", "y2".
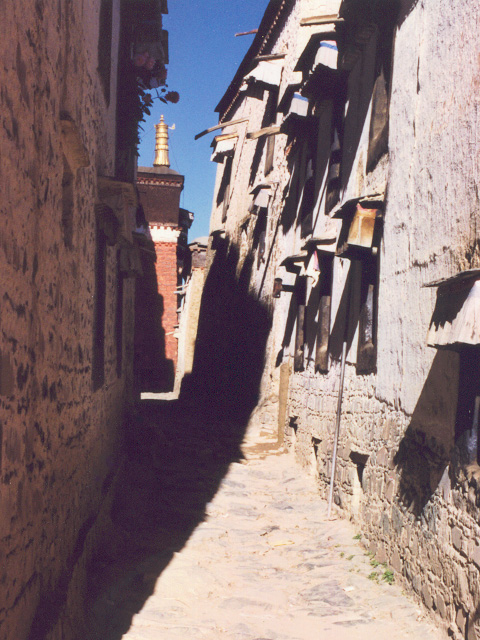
[
  {"x1": 327, "y1": 269, "x2": 353, "y2": 519},
  {"x1": 235, "y1": 29, "x2": 258, "y2": 37},
  {"x1": 327, "y1": 338, "x2": 347, "y2": 519}
]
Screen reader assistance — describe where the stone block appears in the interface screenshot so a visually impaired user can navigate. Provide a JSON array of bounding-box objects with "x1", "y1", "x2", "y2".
[
  {"x1": 391, "y1": 549, "x2": 402, "y2": 572},
  {"x1": 382, "y1": 417, "x2": 393, "y2": 441},
  {"x1": 471, "y1": 543, "x2": 480, "y2": 569},
  {"x1": 456, "y1": 607, "x2": 467, "y2": 634},
  {"x1": 409, "y1": 533, "x2": 418, "y2": 555},
  {"x1": 422, "y1": 582, "x2": 433, "y2": 609},
  {"x1": 375, "y1": 544, "x2": 387, "y2": 564},
  {"x1": 435, "y1": 593, "x2": 448, "y2": 619},
  {"x1": 452, "y1": 526, "x2": 463, "y2": 552},
  {"x1": 377, "y1": 446, "x2": 388, "y2": 466},
  {"x1": 385, "y1": 477, "x2": 395, "y2": 501},
  {"x1": 413, "y1": 573, "x2": 422, "y2": 594},
  {"x1": 455, "y1": 566, "x2": 471, "y2": 606},
  {"x1": 381, "y1": 512, "x2": 390, "y2": 535},
  {"x1": 391, "y1": 505, "x2": 403, "y2": 536}
]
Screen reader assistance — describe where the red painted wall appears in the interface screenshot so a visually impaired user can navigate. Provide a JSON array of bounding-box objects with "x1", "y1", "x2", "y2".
[{"x1": 154, "y1": 241, "x2": 178, "y2": 368}]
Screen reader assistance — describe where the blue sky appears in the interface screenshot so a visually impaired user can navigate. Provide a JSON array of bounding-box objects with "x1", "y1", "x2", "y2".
[{"x1": 137, "y1": 0, "x2": 268, "y2": 241}]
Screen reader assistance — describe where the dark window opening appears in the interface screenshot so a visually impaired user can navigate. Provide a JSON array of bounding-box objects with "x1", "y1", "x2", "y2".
[
  {"x1": 298, "y1": 161, "x2": 316, "y2": 238},
  {"x1": 222, "y1": 183, "x2": 230, "y2": 223},
  {"x1": 264, "y1": 88, "x2": 279, "y2": 176},
  {"x1": 356, "y1": 254, "x2": 378, "y2": 374},
  {"x1": 252, "y1": 209, "x2": 267, "y2": 269},
  {"x1": 325, "y1": 122, "x2": 343, "y2": 214},
  {"x1": 350, "y1": 451, "x2": 369, "y2": 491},
  {"x1": 217, "y1": 156, "x2": 233, "y2": 222},
  {"x1": 367, "y1": 4, "x2": 397, "y2": 172},
  {"x1": 366, "y1": 64, "x2": 389, "y2": 172},
  {"x1": 98, "y1": 0, "x2": 113, "y2": 104},
  {"x1": 455, "y1": 348, "x2": 480, "y2": 466},
  {"x1": 357, "y1": 256, "x2": 378, "y2": 374},
  {"x1": 294, "y1": 276, "x2": 307, "y2": 372},
  {"x1": 356, "y1": 461, "x2": 365, "y2": 486},
  {"x1": 92, "y1": 223, "x2": 107, "y2": 390},
  {"x1": 315, "y1": 257, "x2": 333, "y2": 373}
]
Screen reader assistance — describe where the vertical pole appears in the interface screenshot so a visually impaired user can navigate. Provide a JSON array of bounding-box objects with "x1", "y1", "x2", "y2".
[
  {"x1": 327, "y1": 263, "x2": 355, "y2": 520},
  {"x1": 327, "y1": 338, "x2": 347, "y2": 519}
]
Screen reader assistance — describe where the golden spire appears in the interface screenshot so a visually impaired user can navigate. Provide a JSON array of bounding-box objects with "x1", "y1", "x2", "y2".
[{"x1": 154, "y1": 115, "x2": 170, "y2": 167}]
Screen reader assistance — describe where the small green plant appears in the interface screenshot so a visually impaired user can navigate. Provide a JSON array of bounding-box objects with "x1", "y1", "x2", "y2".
[
  {"x1": 340, "y1": 551, "x2": 345, "y2": 557},
  {"x1": 367, "y1": 572, "x2": 379, "y2": 581},
  {"x1": 382, "y1": 569, "x2": 394, "y2": 584},
  {"x1": 353, "y1": 533, "x2": 362, "y2": 540},
  {"x1": 347, "y1": 555, "x2": 354, "y2": 561},
  {"x1": 370, "y1": 558, "x2": 380, "y2": 568}
]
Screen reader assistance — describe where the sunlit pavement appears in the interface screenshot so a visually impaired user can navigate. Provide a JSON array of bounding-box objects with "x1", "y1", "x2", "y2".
[{"x1": 90, "y1": 414, "x2": 446, "y2": 640}]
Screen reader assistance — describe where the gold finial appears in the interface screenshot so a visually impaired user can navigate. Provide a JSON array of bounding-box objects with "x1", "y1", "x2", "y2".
[{"x1": 154, "y1": 115, "x2": 170, "y2": 167}]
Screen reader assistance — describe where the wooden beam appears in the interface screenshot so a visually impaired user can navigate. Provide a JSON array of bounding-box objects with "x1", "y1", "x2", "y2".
[
  {"x1": 300, "y1": 15, "x2": 344, "y2": 26},
  {"x1": 253, "y1": 53, "x2": 287, "y2": 63},
  {"x1": 246, "y1": 125, "x2": 281, "y2": 140},
  {"x1": 194, "y1": 117, "x2": 249, "y2": 140},
  {"x1": 235, "y1": 29, "x2": 258, "y2": 37}
]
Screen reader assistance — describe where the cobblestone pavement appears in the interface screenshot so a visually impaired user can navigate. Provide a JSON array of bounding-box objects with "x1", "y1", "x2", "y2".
[{"x1": 89, "y1": 404, "x2": 446, "y2": 640}]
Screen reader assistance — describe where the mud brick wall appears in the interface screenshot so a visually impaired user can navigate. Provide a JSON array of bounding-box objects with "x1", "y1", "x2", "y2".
[{"x1": 0, "y1": 1, "x2": 136, "y2": 638}]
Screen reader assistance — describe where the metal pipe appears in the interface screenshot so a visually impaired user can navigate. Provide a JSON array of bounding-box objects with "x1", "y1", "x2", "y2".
[{"x1": 327, "y1": 336, "x2": 347, "y2": 519}]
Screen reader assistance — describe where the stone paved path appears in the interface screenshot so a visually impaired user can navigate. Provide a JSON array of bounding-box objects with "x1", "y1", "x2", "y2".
[{"x1": 90, "y1": 405, "x2": 446, "y2": 640}]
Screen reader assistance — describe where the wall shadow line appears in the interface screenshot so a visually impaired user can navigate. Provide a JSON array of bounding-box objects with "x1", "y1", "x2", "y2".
[{"x1": 86, "y1": 237, "x2": 271, "y2": 639}]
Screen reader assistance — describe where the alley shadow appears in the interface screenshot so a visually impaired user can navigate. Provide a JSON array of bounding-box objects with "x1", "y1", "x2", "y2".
[
  {"x1": 393, "y1": 349, "x2": 458, "y2": 518},
  {"x1": 87, "y1": 237, "x2": 271, "y2": 639},
  {"x1": 134, "y1": 230, "x2": 174, "y2": 392}
]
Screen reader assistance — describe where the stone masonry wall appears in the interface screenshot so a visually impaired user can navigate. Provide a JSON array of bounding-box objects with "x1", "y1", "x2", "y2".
[
  {"x1": 285, "y1": 1, "x2": 480, "y2": 637},
  {"x1": 206, "y1": 0, "x2": 480, "y2": 637},
  {"x1": 0, "y1": 2, "x2": 136, "y2": 638}
]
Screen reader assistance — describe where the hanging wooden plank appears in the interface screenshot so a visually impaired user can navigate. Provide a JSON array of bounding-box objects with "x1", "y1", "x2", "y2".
[
  {"x1": 194, "y1": 117, "x2": 249, "y2": 140},
  {"x1": 246, "y1": 125, "x2": 281, "y2": 140},
  {"x1": 264, "y1": 134, "x2": 276, "y2": 175},
  {"x1": 300, "y1": 15, "x2": 344, "y2": 26}
]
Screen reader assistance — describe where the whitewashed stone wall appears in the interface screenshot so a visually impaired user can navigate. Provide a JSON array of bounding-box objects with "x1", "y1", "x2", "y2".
[{"x1": 206, "y1": 0, "x2": 480, "y2": 636}]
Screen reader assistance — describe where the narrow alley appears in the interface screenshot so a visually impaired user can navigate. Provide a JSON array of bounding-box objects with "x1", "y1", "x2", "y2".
[
  {"x1": 4, "y1": 1, "x2": 480, "y2": 638},
  {"x1": 87, "y1": 400, "x2": 446, "y2": 640}
]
